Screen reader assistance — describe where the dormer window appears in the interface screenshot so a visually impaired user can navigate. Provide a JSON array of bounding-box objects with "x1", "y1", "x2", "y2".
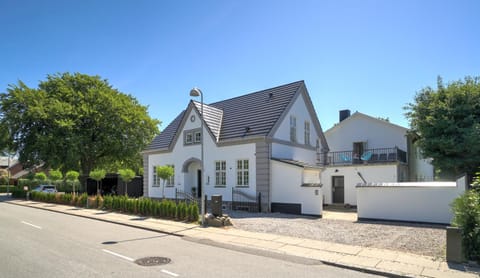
[{"x1": 184, "y1": 128, "x2": 202, "y2": 145}]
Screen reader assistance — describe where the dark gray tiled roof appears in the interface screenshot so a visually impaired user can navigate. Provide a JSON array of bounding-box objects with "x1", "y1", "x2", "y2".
[
  {"x1": 210, "y1": 81, "x2": 303, "y2": 140},
  {"x1": 193, "y1": 101, "x2": 223, "y2": 141},
  {"x1": 146, "y1": 110, "x2": 185, "y2": 150},
  {"x1": 146, "y1": 81, "x2": 304, "y2": 151}
]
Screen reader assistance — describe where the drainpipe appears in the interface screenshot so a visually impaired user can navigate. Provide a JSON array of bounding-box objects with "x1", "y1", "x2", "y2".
[{"x1": 357, "y1": 172, "x2": 367, "y2": 184}]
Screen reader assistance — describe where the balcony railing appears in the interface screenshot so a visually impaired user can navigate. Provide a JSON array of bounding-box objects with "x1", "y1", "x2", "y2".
[{"x1": 318, "y1": 147, "x2": 407, "y2": 166}]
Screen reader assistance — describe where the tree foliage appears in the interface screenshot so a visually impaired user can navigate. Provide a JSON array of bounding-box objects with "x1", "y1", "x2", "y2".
[
  {"x1": 405, "y1": 76, "x2": 480, "y2": 178},
  {"x1": 49, "y1": 169, "x2": 63, "y2": 182},
  {"x1": 0, "y1": 72, "x2": 159, "y2": 175},
  {"x1": 34, "y1": 172, "x2": 47, "y2": 182}
]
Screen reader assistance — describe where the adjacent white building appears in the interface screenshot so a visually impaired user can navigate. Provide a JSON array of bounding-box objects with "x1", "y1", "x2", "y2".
[
  {"x1": 320, "y1": 110, "x2": 434, "y2": 206},
  {"x1": 143, "y1": 81, "x2": 328, "y2": 216}
]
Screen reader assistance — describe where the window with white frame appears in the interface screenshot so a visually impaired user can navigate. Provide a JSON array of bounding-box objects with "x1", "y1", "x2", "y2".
[
  {"x1": 185, "y1": 132, "x2": 193, "y2": 145},
  {"x1": 152, "y1": 166, "x2": 161, "y2": 187},
  {"x1": 166, "y1": 164, "x2": 175, "y2": 187},
  {"x1": 236, "y1": 159, "x2": 249, "y2": 186},
  {"x1": 194, "y1": 131, "x2": 201, "y2": 143},
  {"x1": 215, "y1": 161, "x2": 226, "y2": 186},
  {"x1": 184, "y1": 128, "x2": 202, "y2": 145},
  {"x1": 290, "y1": 115, "x2": 297, "y2": 143},
  {"x1": 304, "y1": 121, "x2": 310, "y2": 145}
]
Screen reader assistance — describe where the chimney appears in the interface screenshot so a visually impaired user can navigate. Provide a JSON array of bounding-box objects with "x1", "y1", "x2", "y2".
[{"x1": 339, "y1": 109, "x2": 351, "y2": 122}]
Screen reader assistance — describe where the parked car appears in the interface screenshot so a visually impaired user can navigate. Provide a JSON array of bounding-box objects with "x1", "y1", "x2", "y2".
[{"x1": 32, "y1": 185, "x2": 57, "y2": 193}]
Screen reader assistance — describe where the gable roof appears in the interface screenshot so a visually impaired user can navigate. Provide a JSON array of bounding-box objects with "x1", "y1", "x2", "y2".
[
  {"x1": 145, "y1": 81, "x2": 325, "y2": 152},
  {"x1": 324, "y1": 111, "x2": 408, "y2": 135}
]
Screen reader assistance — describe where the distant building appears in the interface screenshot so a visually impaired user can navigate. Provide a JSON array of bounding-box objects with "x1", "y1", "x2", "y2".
[{"x1": 319, "y1": 110, "x2": 434, "y2": 206}]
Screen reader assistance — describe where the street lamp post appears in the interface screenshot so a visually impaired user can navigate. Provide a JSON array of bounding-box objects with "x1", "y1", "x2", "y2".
[{"x1": 190, "y1": 87, "x2": 205, "y2": 227}]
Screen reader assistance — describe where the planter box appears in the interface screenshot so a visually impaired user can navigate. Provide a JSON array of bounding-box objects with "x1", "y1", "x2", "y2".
[{"x1": 446, "y1": 226, "x2": 465, "y2": 263}]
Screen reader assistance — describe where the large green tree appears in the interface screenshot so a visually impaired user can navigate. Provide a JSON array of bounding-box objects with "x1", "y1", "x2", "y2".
[
  {"x1": 0, "y1": 72, "x2": 159, "y2": 175},
  {"x1": 405, "y1": 76, "x2": 480, "y2": 178}
]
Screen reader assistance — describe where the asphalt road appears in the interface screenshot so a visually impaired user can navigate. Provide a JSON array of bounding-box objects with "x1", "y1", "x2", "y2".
[{"x1": 0, "y1": 200, "x2": 379, "y2": 278}]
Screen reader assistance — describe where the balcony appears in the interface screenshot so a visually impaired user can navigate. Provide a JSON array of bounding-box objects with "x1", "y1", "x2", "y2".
[{"x1": 317, "y1": 147, "x2": 407, "y2": 166}]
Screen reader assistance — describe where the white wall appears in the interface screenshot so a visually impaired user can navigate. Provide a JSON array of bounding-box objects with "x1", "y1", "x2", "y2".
[
  {"x1": 321, "y1": 164, "x2": 398, "y2": 205},
  {"x1": 273, "y1": 94, "x2": 319, "y2": 145},
  {"x1": 271, "y1": 93, "x2": 319, "y2": 164},
  {"x1": 326, "y1": 113, "x2": 408, "y2": 152},
  {"x1": 272, "y1": 143, "x2": 317, "y2": 164},
  {"x1": 271, "y1": 160, "x2": 322, "y2": 216},
  {"x1": 356, "y1": 178, "x2": 467, "y2": 224},
  {"x1": 148, "y1": 108, "x2": 257, "y2": 201}
]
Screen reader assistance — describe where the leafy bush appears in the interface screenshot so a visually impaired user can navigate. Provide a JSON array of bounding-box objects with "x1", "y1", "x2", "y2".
[
  {"x1": 11, "y1": 187, "x2": 27, "y2": 198},
  {"x1": 0, "y1": 185, "x2": 14, "y2": 193},
  {"x1": 0, "y1": 176, "x2": 9, "y2": 185},
  {"x1": 452, "y1": 185, "x2": 480, "y2": 262},
  {"x1": 18, "y1": 179, "x2": 39, "y2": 190}
]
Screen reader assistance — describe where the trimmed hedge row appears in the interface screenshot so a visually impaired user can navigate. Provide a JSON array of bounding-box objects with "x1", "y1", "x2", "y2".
[{"x1": 28, "y1": 192, "x2": 199, "y2": 223}]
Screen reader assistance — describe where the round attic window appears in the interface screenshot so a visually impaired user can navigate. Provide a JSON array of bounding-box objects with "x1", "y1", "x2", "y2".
[{"x1": 190, "y1": 115, "x2": 195, "y2": 122}]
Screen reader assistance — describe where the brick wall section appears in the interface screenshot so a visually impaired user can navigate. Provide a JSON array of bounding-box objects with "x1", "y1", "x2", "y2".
[
  {"x1": 143, "y1": 154, "x2": 149, "y2": 197},
  {"x1": 256, "y1": 142, "x2": 271, "y2": 212}
]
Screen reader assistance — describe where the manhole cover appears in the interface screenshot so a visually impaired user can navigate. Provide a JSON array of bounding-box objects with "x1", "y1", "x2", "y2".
[{"x1": 135, "y1": 257, "x2": 171, "y2": 266}]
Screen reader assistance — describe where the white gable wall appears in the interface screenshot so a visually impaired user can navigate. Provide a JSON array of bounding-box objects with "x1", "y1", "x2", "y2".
[
  {"x1": 272, "y1": 93, "x2": 319, "y2": 164},
  {"x1": 326, "y1": 114, "x2": 407, "y2": 152},
  {"x1": 148, "y1": 108, "x2": 257, "y2": 201}
]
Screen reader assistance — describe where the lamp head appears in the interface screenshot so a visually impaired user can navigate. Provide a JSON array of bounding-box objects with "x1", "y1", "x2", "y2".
[{"x1": 190, "y1": 87, "x2": 202, "y2": 97}]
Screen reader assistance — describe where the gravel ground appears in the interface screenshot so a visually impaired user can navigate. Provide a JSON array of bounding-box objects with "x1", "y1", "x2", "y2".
[{"x1": 227, "y1": 210, "x2": 447, "y2": 259}]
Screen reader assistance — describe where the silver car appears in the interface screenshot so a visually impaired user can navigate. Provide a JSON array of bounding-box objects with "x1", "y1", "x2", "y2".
[{"x1": 32, "y1": 185, "x2": 57, "y2": 193}]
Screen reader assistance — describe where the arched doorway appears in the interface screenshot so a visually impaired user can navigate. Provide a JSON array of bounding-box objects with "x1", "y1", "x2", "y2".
[{"x1": 182, "y1": 157, "x2": 202, "y2": 198}]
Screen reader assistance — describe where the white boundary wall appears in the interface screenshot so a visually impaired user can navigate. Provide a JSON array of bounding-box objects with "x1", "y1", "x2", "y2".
[{"x1": 356, "y1": 176, "x2": 468, "y2": 224}]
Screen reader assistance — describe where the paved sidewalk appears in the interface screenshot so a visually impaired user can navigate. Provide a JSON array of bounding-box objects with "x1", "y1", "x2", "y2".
[{"x1": 4, "y1": 198, "x2": 479, "y2": 278}]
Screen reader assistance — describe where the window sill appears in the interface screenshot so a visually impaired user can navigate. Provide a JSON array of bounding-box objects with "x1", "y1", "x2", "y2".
[
  {"x1": 214, "y1": 185, "x2": 226, "y2": 188},
  {"x1": 235, "y1": 186, "x2": 249, "y2": 188}
]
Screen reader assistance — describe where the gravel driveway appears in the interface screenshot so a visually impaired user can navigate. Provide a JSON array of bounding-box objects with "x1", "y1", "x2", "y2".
[{"x1": 227, "y1": 210, "x2": 447, "y2": 259}]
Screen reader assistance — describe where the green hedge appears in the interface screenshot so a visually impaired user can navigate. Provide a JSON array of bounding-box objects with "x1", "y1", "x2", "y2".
[
  {"x1": 0, "y1": 185, "x2": 15, "y2": 193},
  {"x1": 28, "y1": 192, "x2": 199, "y2": 223},
  {"x1": 452, "y1": 187, "x2": 480, "y2": 263},
  {"x1": 11, "y1": 187, "x2": 27, "y2": 198}
]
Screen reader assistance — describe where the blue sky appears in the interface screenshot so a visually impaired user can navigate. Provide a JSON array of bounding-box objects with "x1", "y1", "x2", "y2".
[{"x1": 1, "y1": 0, "x2": 478, "y2": 131}]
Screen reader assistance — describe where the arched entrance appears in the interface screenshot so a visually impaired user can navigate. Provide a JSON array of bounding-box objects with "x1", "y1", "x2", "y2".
[{"x1": 182, "y1": 157, "x2": 202, "y2": 198}]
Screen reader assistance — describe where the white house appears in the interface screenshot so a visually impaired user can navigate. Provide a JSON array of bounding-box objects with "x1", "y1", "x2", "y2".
[
  {"x1": 320, "y1": 110, "x2": 434, "y2": 206},
  {"x1": 143, "y1": 81, "x2": 329, "y2": 216}
]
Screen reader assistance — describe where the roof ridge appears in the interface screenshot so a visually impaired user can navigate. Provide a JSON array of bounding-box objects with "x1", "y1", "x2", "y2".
[{"x1": 209, "y1": 80, "x2": 304, "y2": 106}]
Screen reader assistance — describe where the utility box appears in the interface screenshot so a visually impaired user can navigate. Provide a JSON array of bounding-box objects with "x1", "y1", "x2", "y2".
[
  {"x1": 211, "y1": 195, "x2": 223, "y2": 217},
  {"x1": 446, "y1": 226, "x2": 465, "y2": 263}
]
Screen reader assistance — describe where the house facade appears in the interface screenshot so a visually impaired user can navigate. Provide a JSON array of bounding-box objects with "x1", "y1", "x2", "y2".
[
  {"x1": 143, "y1": 81, "x2": 329, "y2": 216},
  {"x1": 320, "y1": 110, "x2": 434, "y2": 206}
]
